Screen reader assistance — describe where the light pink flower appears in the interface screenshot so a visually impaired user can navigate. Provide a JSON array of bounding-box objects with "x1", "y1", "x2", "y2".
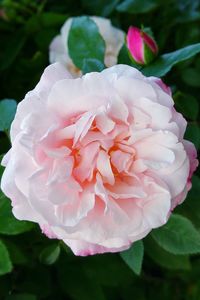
[
  {"x1": 49, "y1": 16, "x2": 125, "y2": 77},
  {"x1": 1, "y1": 63, "x2": 197, "y2": 256},
  {"x1": 127, "y1": 26, "x2": 158, "y2": 65}
]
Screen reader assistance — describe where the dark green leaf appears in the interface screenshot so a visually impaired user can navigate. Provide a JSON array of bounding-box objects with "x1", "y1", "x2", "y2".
[
  {"x1": 0, "y1": 31, "x2": 26, "y2": 71},
  {"x1": 117, "y1": 44, "x2": 131, "y2": 65},
  {"x1": 120, "y1": 240, "x2": 144, "y2": 275},
  {"x1": 185, "y1": 123, "x2": 200, "y2": 150},
  {"x1": 26, "y1": 13, "x2": 68, "y2": 33},
  {"x1": 68, "y1": 16, "x2": 105, "y2": 70},
  {"x1": 81, "y1": 0, "x2": 119, "y2": 17},
  {"x1": 0, "y1": 192, "x2": 34, "y2": 235},
  {"x1": 181, "y1": 68, "x2": 200, "y2": 87},
  {"x1": 0, "y1": 99, "x2": 17, "y2": 132},
  {"x1": 174, "y1": 92, "x2": 199, "y2": 120},
  {"x1": 117, "y1": 0, "x2": 160, "y2": 13},
  {"x1": 177, "y1": 176, "x2": 200, "y2": 228},
  {"x1": 117, "y1": 44, "x2": 142, "y2": 70},
  {"x1": 5, "y1": 293, "x2": 37, "y2": 300},
  {"x1": 145, "y1": 236, "x2": 191, "y2": 270},
  {"x1": 151, "y1": 214, "x2": 200, "y2": 255},
  {"x1": 0, "y1": 240, "x2": 12, "y2": 276},
  {"x1": 176, "y1": 0, "x2": 200, "y2": 23},
  {"x1": 58, "y1": 256, "x2": 107, "y2": 300},
  {"x1": 142, "y1": 43, "x2": 200, "y2": 77},
  {"x1": 39, "y1": 243, "x2": 60, "y2": 265},
  {"x1": 3, "y1": 240, "x2": 28, "y2": 265}
]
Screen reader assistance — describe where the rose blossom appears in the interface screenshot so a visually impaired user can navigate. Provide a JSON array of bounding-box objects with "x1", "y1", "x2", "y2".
[
  {"x1": 49, "y1": 16, "x2": 125, "y2": 77},
  {"x1": 1, "y1": 63, "x2": 198, "y2": 256}
]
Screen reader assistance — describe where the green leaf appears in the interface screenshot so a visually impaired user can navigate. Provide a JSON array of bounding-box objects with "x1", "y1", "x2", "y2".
[
  {"x1": 81, "y1": 0, "x2": 119, "y2": 17},
  {"x1": 26, "y1": 13, "x2": 68, "y2": 33},
  {"x1": 0, "y1": 30, "x2": 26, "y2": 71},
  {"x1": 0, "y1": 240, "x2": 12, "y2": 276},
  {"x1": 5, "y1": 294, "x2": 37, "y2": 300},
  {"x1": 120, "y1": 240, "x2": 144, "y2": 275},
  {"x1": 181, "y1": 68, "x2": 200, "y2": 87},
  {"x1": 3, "y1": 240, "x2": 28, "y2": 265},
  {"x1": 82, "y1": 58, "x2": 105, "y2": 74},
  {"x1": 68, "y1": 16, "x2": 106, "y2": 70},
  {"x1": 118, "y1": 44, "x2": 142, "y2": 70},
  {"x1": 118, "y1": 44, "x2": 131, "y2": 65},
  {"x1": 177, "y1": 176, "x2": 200, "y2": 229},
  {"x1": 174, "y1": 92, "x2": 199, "y2": 120},
  {"x1": 39, "y1": 243, "x2": 60, "y2": 265},
  {"x1": 151, "y1": 214, "x2": 200, "y2": 255},
  {"x1": 0, "y1": 192, "x2": 34, "y2": 235},
  {"x1": 117, "y1": 0, "x2": 160, "y2": 13},
  {"x1": 142, "y1": 43, "x2": 200, "y2": 77},
  {"x1": 57, "y1": 259, "x2": 107, "y2": 300},
  {"x1": 0, "y1": 99, "x2": 17, "y2": 132},
  {"x1": 145, "y1": 236, "x2": 191, "y2": 270},
  {"x1": 185, "y1": 123, "x2": 200, "y2": 150}
]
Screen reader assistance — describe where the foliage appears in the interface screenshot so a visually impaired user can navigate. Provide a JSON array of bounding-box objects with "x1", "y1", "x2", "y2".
[{"x1": 0, "y1": 0, "x2": 200, "y2": 299}]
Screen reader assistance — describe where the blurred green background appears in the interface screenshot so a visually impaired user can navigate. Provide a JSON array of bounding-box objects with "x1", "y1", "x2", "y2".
[{"x1": 0, "y1": 0, "x2": 200, "y2": 299}]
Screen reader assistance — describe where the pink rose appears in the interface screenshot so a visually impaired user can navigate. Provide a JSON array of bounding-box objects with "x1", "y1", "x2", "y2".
[
  {"x1": 49, "y1": 16, "x2": 125, "y2": 77},
  {"x1": 1, "y1": 63, "x2": 198, "y2": 256}
]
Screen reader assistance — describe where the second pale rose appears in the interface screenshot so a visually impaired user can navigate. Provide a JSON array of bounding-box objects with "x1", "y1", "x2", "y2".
[{"x1": 49, "y1": 16, "x2": 125, "y2": 77}]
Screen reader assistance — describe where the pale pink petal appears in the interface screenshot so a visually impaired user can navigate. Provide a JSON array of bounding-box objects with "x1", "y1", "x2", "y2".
[
  {"x1": 110, "y1": 150, "x2": 132, "y2": 173},
  {"x1": 97, "y1": 150, "x2": 115, "y2": 185}
]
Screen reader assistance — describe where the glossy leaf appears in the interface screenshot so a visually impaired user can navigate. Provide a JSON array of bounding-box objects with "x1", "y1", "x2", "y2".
[
  {"x1": 82, "y1": 58, "x2": 105, "y2": 74},
  {"x1": 151, "y1": 214, "x2": 200, "y2": 255},
  {"x1": 142, "y1": 43, "x2": 200, "y2": 77},
  {"x1": 68, "y1": 16, "x2": 105, "y2": 70}
]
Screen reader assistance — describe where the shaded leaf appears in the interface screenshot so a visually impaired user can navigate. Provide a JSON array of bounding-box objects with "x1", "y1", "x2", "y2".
[
  {"x1": 120, "y1": 240, "x2": 144, "y2": 275},
  {"x1": 0, "y1": 240, "x2": 12, "y2": 276},
  {"x1": 0, "y1": 192, "x2": 34, "y2": 235},
  {"x1": 117, "y1": 0, "x2": 160, "y2": 13},
  {"x1": 26, "y1": 13, "x2": 68, "y2": 33},
  {"x1": 145, "y1": 236, "x2": 191, "y2": 270},
  {"x1": 4, "y1": 240, "x2": 28, "y2": 265},
  {"x1": 174, "y1": 92, "x2": 199, "y2": 120},
  {"x1": 181, "y1": 68, "x2": 200, "y2": 87},
  {"x1": 0, "y1": 30, "x2": 26, "y2": 71},
  {"x1": 5, "y1": 294, "x2": 37, "y2": 300},
  {"x1": 39, "y1": 243, "x2": 60, "y2": 265},
  {"x1": 185, "y1": 123, "x2": 200, "y2": 150},
  {"x1": 58, "y1": 256, "x2": 107, "y2": 300},
  {"x1": 81, "y1": 0, "x2": 119, "y2": 17}
]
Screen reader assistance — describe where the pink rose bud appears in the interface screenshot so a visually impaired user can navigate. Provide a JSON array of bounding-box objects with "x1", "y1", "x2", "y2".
[{"x1": 127, "y1": 26, "x2": 158, "y2": 65}]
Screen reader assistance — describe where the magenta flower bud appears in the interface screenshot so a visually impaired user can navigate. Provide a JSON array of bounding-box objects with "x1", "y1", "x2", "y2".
[{"x1": 127, "y1": 26, "x2": 158, "y2": 65}]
